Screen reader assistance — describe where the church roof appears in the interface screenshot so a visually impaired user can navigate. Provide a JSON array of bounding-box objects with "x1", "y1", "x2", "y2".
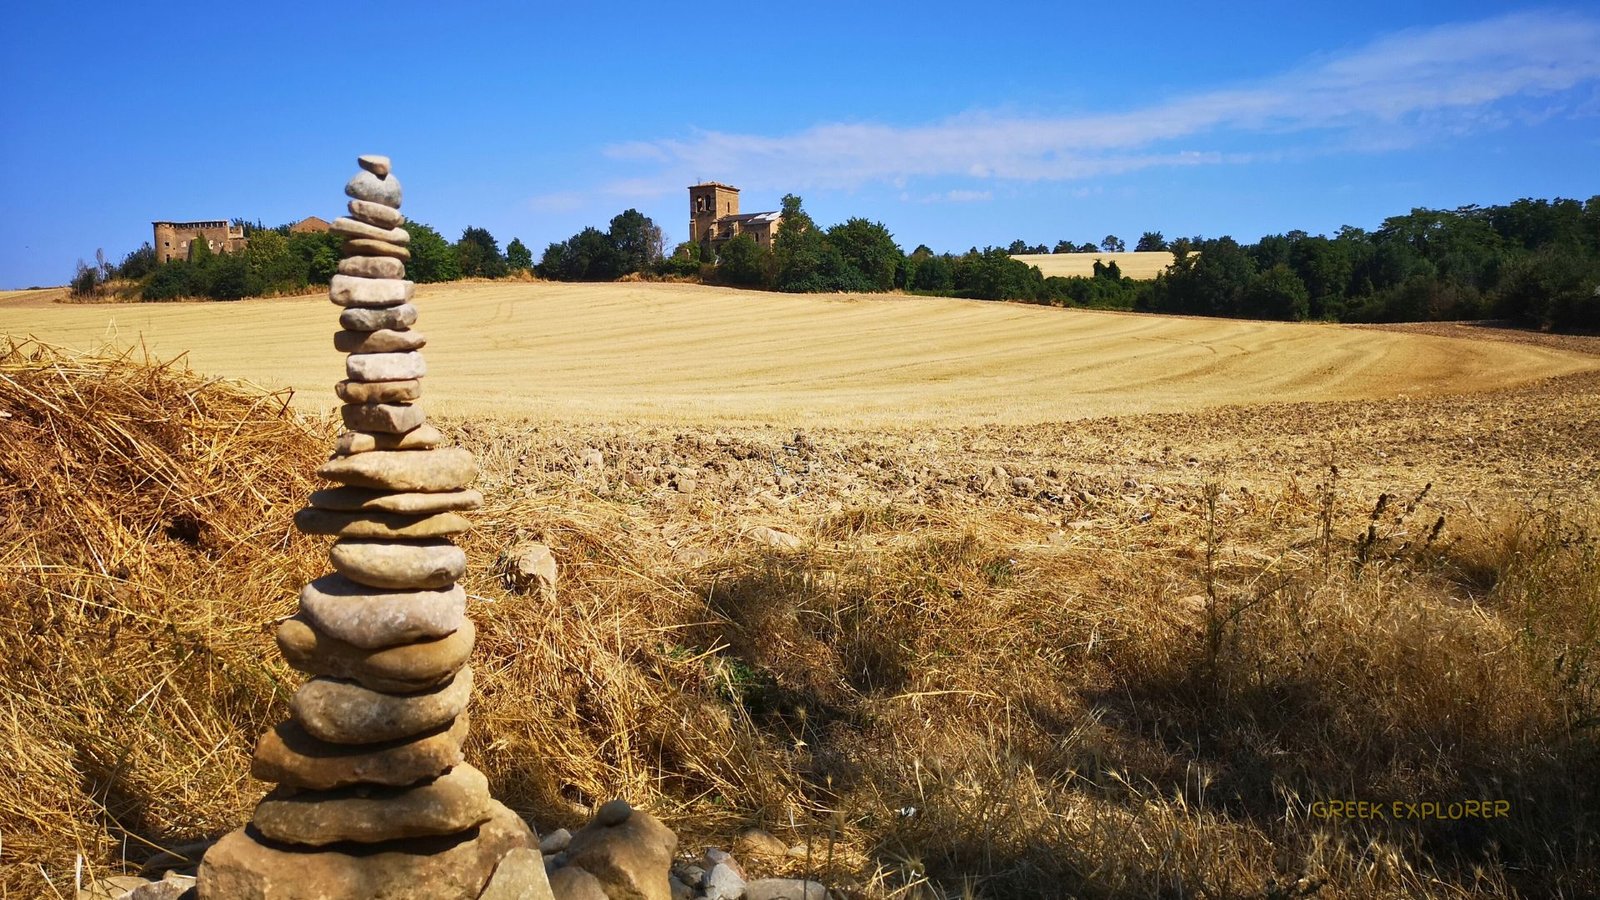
[{"x1": 717, "y1": 211, "x2": 781, "y2": 225}]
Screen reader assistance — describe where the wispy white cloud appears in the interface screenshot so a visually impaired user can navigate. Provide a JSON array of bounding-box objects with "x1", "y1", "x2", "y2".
[
  {"x1": 601, "y1": 11, "x2": 1600, "y2": 191},
  {"x1": 901, "y1": 188, "x2": 995, "y2": 204},
  {"x1": 527, "y1": 191, "x2": 587, "y2": 213}
]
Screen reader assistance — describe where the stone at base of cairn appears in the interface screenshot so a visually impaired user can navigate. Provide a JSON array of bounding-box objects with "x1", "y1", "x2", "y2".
[{"x1": 197, "y1": 800, "x2": 534, "y2": 900}]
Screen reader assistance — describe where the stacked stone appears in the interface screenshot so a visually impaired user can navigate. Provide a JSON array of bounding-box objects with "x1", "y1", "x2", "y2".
[{"x1": 198, "y1": 156, "x2": 532, "y2": 900}]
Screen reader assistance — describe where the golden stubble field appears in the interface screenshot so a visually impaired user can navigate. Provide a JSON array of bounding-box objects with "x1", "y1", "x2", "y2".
[
  {"x1": 1011, "y1": 250, "x2": 1177, "y2": 279},
  {"x1": 6, "y1": 283, "x2": 1600, "y2": 898},
  {"x1": 0, "y1": 281, "x2": 1594, "y2": 427}
]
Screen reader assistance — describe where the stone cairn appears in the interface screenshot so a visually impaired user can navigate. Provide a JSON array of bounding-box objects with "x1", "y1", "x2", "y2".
[{"x1": 197, "y1": 155, "x2": 535, "y2": 898}]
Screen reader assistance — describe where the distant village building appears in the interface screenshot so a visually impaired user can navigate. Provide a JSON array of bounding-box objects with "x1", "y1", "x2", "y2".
[
  {"x1": 689, "y1": 182, "x2": 782, "y2": 249},
  {"x1": 152, "y1": 220, "x2": 247, "y2": 264},
  {"x1": 289, "y1": 215, "x2": 331, "y2": 234}
]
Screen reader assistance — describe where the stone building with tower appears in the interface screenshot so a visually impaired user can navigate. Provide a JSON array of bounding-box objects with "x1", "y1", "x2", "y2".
[
  {"x1": 151, "y1": 220, "x2": 247, "y2": 263},
  {"x1": 689, "y1": 182, "x2": 782, "y2": 249}
]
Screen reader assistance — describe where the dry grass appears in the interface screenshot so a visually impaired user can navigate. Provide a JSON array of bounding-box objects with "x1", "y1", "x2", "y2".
[
  {"x1": 1011, "y1": 251, "x2": 1177, "y2": 280},
  {"x1": 3, "y1": 338, "x2": 1599, "y2": 898},
  {"x1": 1, "y1": 282, "x2": 1595, "y2": 427}
]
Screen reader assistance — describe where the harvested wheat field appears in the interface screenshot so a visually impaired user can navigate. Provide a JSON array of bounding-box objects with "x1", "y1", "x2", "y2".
[
  {"x1": 0, "y1": 281, "x2": 1593, "y2": 427},
  {"x1": 3, "y1": 289, "x2": 1600, "y2": 899},
  {"x1": 1011, "y1": 250, "x2": 1177, "y2": 280}
]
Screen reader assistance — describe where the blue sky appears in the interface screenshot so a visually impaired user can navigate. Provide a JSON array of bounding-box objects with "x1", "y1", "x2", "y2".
[{"x1": 2, "y1": 1, "x2": 1597, "y2": 288}]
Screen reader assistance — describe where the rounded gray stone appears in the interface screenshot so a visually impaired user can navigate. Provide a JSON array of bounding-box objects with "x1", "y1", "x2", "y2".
[
  {"x1": 252, "y1": 714, "x2": 468, "y2": 790},
  {"x1": 341, "y1": 401, "x2": 425, "y2": 433},
  {"x1": 338, "y1": 255, "x2": 405, "y2": 279},
  {"x1": 358, "y1": 154, "x2": 392, "y2": 177},
  {"x1": 341, "y1": 303, "x2": 417, "y2": 332},
  {"x1": 330, "y1": 217, "x2": 410, "y2": 245},
  {"x1": 335, "y1": 329, "x2": 426, "y2": 354},
  {"x1": 348, "y1": 198, "x2": 404, "y2": 229},
  {"x1": 276, "y1": 615, "x2": 474, "y2": 693},
  {"x1": 196, "y1": 799, "x2": 533, "y2": 900},
  {"x1": 315, "y1": 447, "x2": 477, "y2": 492},
  {"x1": 314, "y1": 487, "x2": 482, "y2": 515},
  {"x1": 251, "y1": 762, "x2": 490, "y2": 846},
  {"x1": 334, "y1": 423, "x2": 443, "y2": 455},
  {"x1": 348, "y1": 351, "x2": 426, "y2": 382},
  {"x1": 345, "y1": 170, "x2": 402, "y2": 208},
  {"x1": 334, "y1": 378, "x2": 423, "y2": 404},
  {"x1": 291, "y1": 666, "x2": 473, "y2": 744},
  {"x1": 595, "y1": 799, "x2": 632, "y2": 827},
  {"x1": 343, "y1": 238, "x2": 411, "y2": 260},
  {"x1": 293, "y1": 508, "x2": 471, "y2": 540},
  {"x1": 329, "y1": 274, "x2": 414, "y2": 308},
  {"x1": 300, "y1": 572, "x2": 466, "y2": 644},
  {"x1": 329, "y1": 537, "x2": 467, "y2": 589}
]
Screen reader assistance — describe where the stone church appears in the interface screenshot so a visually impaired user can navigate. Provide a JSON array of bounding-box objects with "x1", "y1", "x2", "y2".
[{"x1": 689, "y1": 183, "x2": 782, "y2": 249}]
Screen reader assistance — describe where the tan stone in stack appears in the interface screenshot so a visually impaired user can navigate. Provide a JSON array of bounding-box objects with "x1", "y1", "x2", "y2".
[{"x1": 198, "y1": 155, "x2": 535, "y2": 900}]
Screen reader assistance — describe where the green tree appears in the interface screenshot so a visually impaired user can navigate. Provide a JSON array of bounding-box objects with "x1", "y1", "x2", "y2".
[
  {"x1": 143, "y1": 260, "x2": 193, "y2": 301},
  {"x1": 69, "y1": 259, "x2": 101, "y2": 298},
  {"x1": 456, "y1": 226, "x2": 507, "y2": 278},
  {"x1": 953, "y1": 248, "x2": 1045, "y2": 301},
  {"x1": 207, "y1": 253, "x2": 252, "y2": 300},
  {"x1": 1135, "y1": 231, "x2": 1167, "y2": 252},
  {"x1": 1145, "y1": 236, "x2": 1257, "y2": 317},
  {"x1": 242, "y1": 229, "x2": 303, "y2": 293},
  {"x1": 536, "y1": 242, "x2": 568, "y2": 279},
  {"x1": 287, "y1": 230, "x2": 344, "y2": 284},
  {"x1": 716, "y1": 234, "x2": 768, "y2": 286},
  {"x1": 1244, "y1": 264, "x2": 1311, "y2": 320},
  {"x1": 608, "y1": 209, "x2": 664, "y2": 274},
  {"x1": 825, "y1": 218, "x2": 903, "y2": 291},
  {"x1": 771, "y1": 194, "x2": 825, "y2": 291},
  {"x1": 1100, "y1": 234, "x2": 1125, "y2": 252},
  {"x1": 910, "y1": 255, "x2": 955, "y2": 292},
  {"x1": 188, "y1": 234, "x2": 214, "y2": 265},
  {"x1": 539, "y1": 227, "x2": 622, "y2": 281},
  {"x1": 403, "y1": 222, "x2": 461, "y2": 283},
  {"x1": 505, "y1": 238, "x2": 533, "y2": 272},
  {"x1": 116, "y1": 244, "x2": 158, "y2": 281},
  {"x1": 659, "y1": 241, "x2": 702, "y2": 277}
]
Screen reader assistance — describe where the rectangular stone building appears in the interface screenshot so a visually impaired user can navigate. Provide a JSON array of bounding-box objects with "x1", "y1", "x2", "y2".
[{"x1": 152, "y1": 220, "x2": 247, "y2": 264}]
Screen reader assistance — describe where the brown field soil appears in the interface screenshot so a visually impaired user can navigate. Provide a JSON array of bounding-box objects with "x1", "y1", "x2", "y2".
[
  {"x1": 1012, "y1": 250, "x2": 1177, "y2": 279},
  {"x1": 0, "y1": 281, "x2": 1594, "y2": 427}
]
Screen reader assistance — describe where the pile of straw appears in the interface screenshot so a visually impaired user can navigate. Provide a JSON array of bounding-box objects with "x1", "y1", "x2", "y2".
[{"x1": 0, "y1": 340, "x2": 327, "y2": 892}]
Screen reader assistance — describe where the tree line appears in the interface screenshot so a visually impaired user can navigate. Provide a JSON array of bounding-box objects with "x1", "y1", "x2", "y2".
[
  {"x1": 530, "y1": 195, "x2": 1147, "y2": 309},
  {"x1": 1141, "y1": 199, "x2": 1600, "y2": 329},
  {"x1": 72, "y1": 220, "x2": 538, "y2": 301},
  {"x1": 71, "y1": 195, "x2": 1599, "y2": 330},
  {"x1": 521, "y1": 193, "x2": 1600, "y2": 330}
]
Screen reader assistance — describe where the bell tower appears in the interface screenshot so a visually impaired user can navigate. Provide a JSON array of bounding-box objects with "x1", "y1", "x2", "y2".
[{"x1": 688, "y1": 183, "x2": 740, "y2": 244}]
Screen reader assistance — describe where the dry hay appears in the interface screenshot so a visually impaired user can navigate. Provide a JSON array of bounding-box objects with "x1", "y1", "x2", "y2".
[
  {"x1": 0, "y1": 339, "x2": 325, "y2": 892},
  {"x1": 4, "y1": 343, "x2": 1599, "y2": 898}
]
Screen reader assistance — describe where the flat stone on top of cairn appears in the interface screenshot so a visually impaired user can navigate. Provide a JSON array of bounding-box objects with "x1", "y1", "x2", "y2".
[{"x1": 197, "y1": 154, "x2": 531, "y2": 900}]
